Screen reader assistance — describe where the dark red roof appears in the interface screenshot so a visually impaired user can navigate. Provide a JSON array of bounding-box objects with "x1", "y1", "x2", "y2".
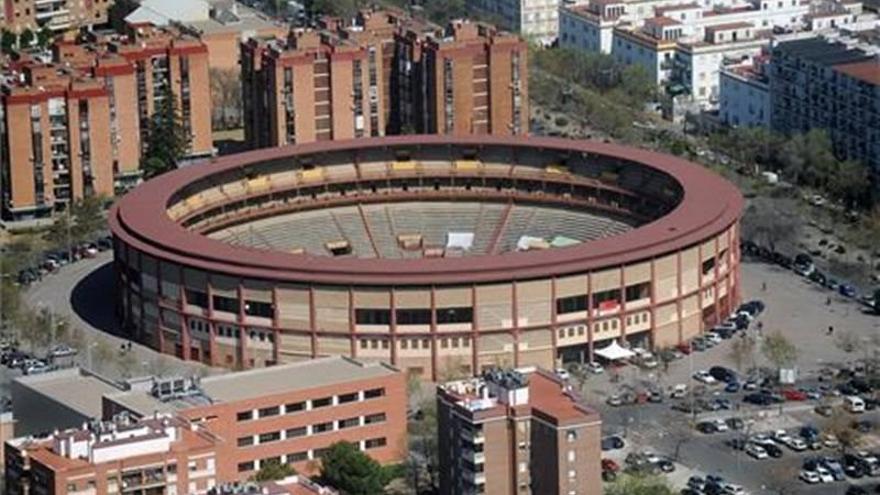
[{"x1": 110, "y1": 135, "x2": 743, "y2": 285}]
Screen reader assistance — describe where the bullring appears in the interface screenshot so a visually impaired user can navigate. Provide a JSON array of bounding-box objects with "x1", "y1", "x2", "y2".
[{"x1": 109, "y1": 135, "x2": 744, "y2": 380}]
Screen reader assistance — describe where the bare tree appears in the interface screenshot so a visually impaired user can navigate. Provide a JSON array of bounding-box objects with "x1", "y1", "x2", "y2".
[
  {"x1": 729, "y1": 335, "x2": 757, "y2": 374},
  {"x1": 761, "y1": 331, "x2": 798, "y2": 371},
  {"x1": 823, "y1": 408, "x2": 865, "y2": 454},
  {"x1": 741, "y1": 197, "x2": 802, "y2": 253}
]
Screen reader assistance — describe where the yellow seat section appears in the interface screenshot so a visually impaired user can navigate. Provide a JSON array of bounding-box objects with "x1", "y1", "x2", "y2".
[
  {"x1": 454, "y1": 159, "x2": 481, "y2": 171},
  {"x1": 545, "y1": 164, "x2": 568, "y2": 174},
  {"x1": 300, "y1": 168, "x2": 325, "y2": 182},
  {"x1": 392, "y1": 160, "x2": 417, "y2": 171}
]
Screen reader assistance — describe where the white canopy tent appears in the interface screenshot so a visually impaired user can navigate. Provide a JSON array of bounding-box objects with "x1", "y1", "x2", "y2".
[
  {"x1": 594, "y1": 341, "x2": 636, "y2": 361},
  {"x1": 446, "y1": 232, "x2": 475, "y2": 251}
]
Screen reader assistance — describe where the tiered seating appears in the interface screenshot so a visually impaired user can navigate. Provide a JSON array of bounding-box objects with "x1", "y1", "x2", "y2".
[
  {"x1": 332, "y1": 207, "x2": 377, "y2": 258},
  {"x1": 362, "y1": 205, "x2": 400, "y2": 258}
]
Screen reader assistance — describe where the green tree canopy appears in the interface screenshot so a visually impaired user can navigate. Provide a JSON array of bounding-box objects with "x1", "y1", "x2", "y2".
[
  {"x1": 1, "y1": 30, "x2": 16, "y2": 54},
  {"x1": 250, "y1": 459, "x2": 296, "y2": 482},
  {"x1": 36, "y1": 27, "x2": 53, "y2": 48},
  {"x1": 319, "y1": 441, "x2": 387, "y2": 495},
  {"x1": 142, "y1": 83, "x2": 189, "y2": 179},
  {"x1": 18, "y1": 28, "x2": 34, "y2": 47},
  {"x1": 43, "y1": 195, "x2": 106, "y2": 251},
  {"x1": 762, "y1": 331, "x2": 798, "y2": 369}
]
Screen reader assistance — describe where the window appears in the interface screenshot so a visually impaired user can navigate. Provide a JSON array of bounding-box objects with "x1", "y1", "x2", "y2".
[
  {"x1": 213, "y1": 294, "x2": 240, "y2": 313},
  {"x1": 624, "y1": 282, "x2": 651, "y2": 301},
  {"x1": 355, "y1": 308, "x2": 391, "y2": 325},
  {"x1": 244, "y1": 300, "x2": 273, "y2": 318},
  {"x1": 237, "y1": 436, "x2": 254, "y2": 447},
  {"x1": 185, "y1": 289, "x2": 208, "y2": 308},
  {"x1": 566, "y1": 430, "x2": 578, "y2": 442},
  {"x1": 365, "y1": 412, "x2": 386, "y2": 424},
  {"x1": 236, "y1": 411, "x2": 253, "y2": 422},
  {"x1": 338, "y1": 392, "x2": 358, "y2": 404},
  {"x1": 312, "y1": 397, "x2": 332, "y2": 409},
  {"x1": 237, "y1": 461, "x2": 254, "y2": 472},
  {"x1": 259, "y1": 406, "x2": 280, "y2": 418},
  {"x1": 313, "y1": 421, "x2": 333, "y2": 433},
  {"x1": 287, "y1": 451, "x2": 308, "y2": 463},
  {"x1": 396, "y1": 308, "x2": 431, "y2": 325},
  {"x1": 338, "y1": 417, "x2": 360, "y2": 429},
  {"x1": 702, "y1": 258, "x2": 716, "y2": 275},
  {"x1": 364, "y1": 388, "x2": 385, "y2": 399},
  {"x1": 592, "y1": 289, "x2": 621, "y2": 309},
  {"x1": 365, "y1": 437, "x2": 387, "y2": 449},
  {"x1": 259, "y1": 431, "x2": 281, "y2": 444},
  {"x1": 313, "y1": 448, "x2": 330, "y2": 459},
  {"x1": 437, "y1": 307, "x2": 473, "y2": 324},
  {"x1": 286, "y1": 426, "x2": 307, "y2": 438},
  {"x1": 568, "y1": 450, "x2": 576, "y2": 462},
  {"x1": 556, "y1": 294, "x2": 588, "y2": 314}
]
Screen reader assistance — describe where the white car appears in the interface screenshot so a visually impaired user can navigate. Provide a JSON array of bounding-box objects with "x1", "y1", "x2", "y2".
[
  {"x1": 816, "y1": 466, "x2": 834, "y2": 483},
  {"x1": 555, "y1": 368, "x2": 571, "y2": 381},
  {"x1": 750, "y1": 433, "x2": 773, "y2": 446},
  {"x1": 800, "y1": 470, "x2": 821, "y2": 484},
  {"x1": 670, "y1": 384, "x2": 688, "y2": 399},
  {"x1": 714, "y1": 321, "x2": 737, "y2": 332},
  {"x1": 722, "y1": 483, "x2": 747, "y2": 495},
  {"x1": 745, "y1": 443, "x2": 768, "y2": 459},
  {"x1": 785, "y1": 437, "x2": 808, "y2": 452},
  {"x1": 693, "y1": 371, "x2": 717, "y2": 384},
  {"x1": 823, "y1": 434, "x2": 840, "y2": 449},
  {"x1": 772, "y1": 430, "x2": 792, "y2": 444},
  {"x1": 704, "y1": 333, "x2": 723, "y2": 344},
  {"x1": 712, "y1": 419, "x2": 729, "y2": 432},
  {"x1": 585, "y1": 362, "x2": 604, "y2": 374}
]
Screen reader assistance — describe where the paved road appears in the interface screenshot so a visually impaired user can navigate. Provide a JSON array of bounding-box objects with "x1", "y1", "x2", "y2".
[{"x1": 23, "y1": 252, "x2": 212, "y2": 380}]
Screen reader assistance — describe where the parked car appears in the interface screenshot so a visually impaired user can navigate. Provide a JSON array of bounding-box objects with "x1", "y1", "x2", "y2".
[
  {"x1": 555, "y1": 368, "x2": 571, "y2": 381},
  {"x1": 693, "y1": 370, "x2": 717, "y2": 384},
  {"x1": 23, "y1": 361, "x2": 51, "y2": 375},
  {"x1": 726, "y1": 417, "x2": 745, "y2": 430},
  {"x1": 601, "y1": 436, "x2": 625, "y2": 451},
  {"x1": 709, "y1": 366, "x2": 738, "y2": 384},
  {"x1": 800, "y1": 470, "x2": 821, "y2": 484},
  {"x1": 840, "y1": 284, "x2": 858, "y2": 298},
  {"x1": 815, "y1": 404, "x2": 834, "y2": 417},
  {"x1": 696, "y1": 421, "x2": 720, "y2": 434},
  {"x1": 763, "y1": 443, "x2": 783, "y2": 458},
  {"x1": 746, "y1": 442, "x2": 768, "y2": 459},
  {"x1": 585, "y1": 362, "x2": 604, "y2": 374},
  {"x1": 783, "y1": 389, "x2": 808, "y2": 401},
  {"x1": 48, "y1": 344, "x2": 77, "y2": 358},
  {"x1": 785, "y1": 437, "x2": 808, "y2": 451}
]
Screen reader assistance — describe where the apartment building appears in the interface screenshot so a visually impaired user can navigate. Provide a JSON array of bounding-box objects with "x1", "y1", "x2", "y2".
[
  {"x1": 0, "y1": 0, "x2": 111, "y2": 34},
  {"x1": 1, "y1": 25, "x2": 212, "y2": 221},
  {"x1": 5, "y1": 414, "x2": 221, "y2": 495},
  {"x1": 102, "y1": 357, "x2": 407, "y2": 479},
  {"x1": 241, "y1": 11, "x2": 529, "y2": 149},
  {"x1": 769, "y1": 36, "x2": 880, "y2": 174},
  {"x1": 438, "y1": 368, "x2": 602, "y2": 495},
  {"x1": 0, "y1": 64, "x2": 114, "y2": 220},
  {"x1": 719, "y1": 56, "x2": 769, "y2": 127},
  {"x1": 467, "y1": 0, "x2": 575, "y2": 45},
  {"x1": 209, "y1": 477, "x2": 339, "y2": 495},
  {"x1": 421, "y1": 20, "x2": 529, "y2": 136},
  {"x1": 558, "y1": 0, "x2": 868, "y2": 109}
]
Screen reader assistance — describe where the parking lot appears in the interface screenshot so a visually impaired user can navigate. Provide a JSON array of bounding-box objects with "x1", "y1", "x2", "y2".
[{"x1": 581, "y1": 259, "x2": 880, "y2": 494}]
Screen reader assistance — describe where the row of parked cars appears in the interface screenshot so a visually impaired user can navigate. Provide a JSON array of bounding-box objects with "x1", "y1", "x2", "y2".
[
  {"x1": 16, "y1": 234, "x2": 112, "y2": 285},
  {"x1": 0, "y1": 341, "x2": 77, "y2": 375},
  {"x1": 800, "y1": 451, "x2": 880, "y2": 485},
  {"x1": 683, "y1": 474, "x2": 748, "y2": 495}
]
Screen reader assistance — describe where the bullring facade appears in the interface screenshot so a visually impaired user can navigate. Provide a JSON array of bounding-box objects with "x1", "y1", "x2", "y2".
[{"x1": 110, "y1": 135, "x2": 743, "y2": 380}]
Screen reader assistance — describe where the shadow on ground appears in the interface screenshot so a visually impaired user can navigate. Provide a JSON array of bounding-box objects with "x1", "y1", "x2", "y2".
[{"x1": 69, "y1": 262, "x2": 121, "y2": 336}]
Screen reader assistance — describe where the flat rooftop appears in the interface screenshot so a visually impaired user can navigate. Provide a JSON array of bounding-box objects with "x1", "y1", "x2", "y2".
[
  {"x1": 106, "y1": 357, "x2": 399, "y2": 416},
  {"x1": 14, "y1": 368, "x2": 123, "y2": 419}
]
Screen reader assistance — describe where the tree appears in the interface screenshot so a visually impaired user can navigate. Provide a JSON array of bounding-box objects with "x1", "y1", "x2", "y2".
[
  {"x1": 741, "y1": 197, "x2": 802, "y2": 253},
  {"x1": 823, "y1": 409, "x2": 864, "y2": 454},
  {"x1": 1, "y1": 30, "x2": 16, "y2": 54},
  {"x1": 407, "y1": 398, "x2": 438, "y2": 492},
  {"x1": 606, "y1": 473, "x2": 675, "y2": 495},
  {"x1": 142, "y1": 83, "x2": 189, "y2": 179},
  {"x1": 761, "y1": 331, "x2": 798, "y2": 370},
  {"x1": 828, "y1": 160, "x2": 870, "y2": 210},
  {"x1": 18, "y1": 28, "x2": 34, "y2": 48},
  {"x1": 729, "y1": 335, "x2": 757, "y2": 374},
  {"x1": 251, "y1": 458, "x2": 296, "y2": 482},
  {"x1": 43, "y1": 195, "x2": 106, "y2": 253},
  {"x1": 36, "y1": 27, "x2": 53, "y2": 48},
  {"x1": 319, "y1": 441, "x2": 388, "y2": 495}
]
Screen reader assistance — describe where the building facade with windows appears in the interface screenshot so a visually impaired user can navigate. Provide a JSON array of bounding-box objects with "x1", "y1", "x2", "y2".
[
  {"x1": 109, "y1": 135, "x2": 743, "y2": 380},
  {"x1": 467, "y1": 0, "x2": 571, "y2": 45},
  {"x1": 5, "y1": 415, "x2": 221, "y2": 495},
  {"x1": 0, "y1": 0, "x2": 111, "y2": 34},
  {"x1": 241, "y1": 13, "x2": 529, "y2": 150},
  {"x1": 769, "y1": 35, "x2": 880, "y2": 174},
  {"x1": 102, "y1": 357, "x2": 407, "y2": 479},
  {"x1": 437, "y1": 368, "x2": 602, "y2": 495},
  {"x1": 1, "y1": 25, "x2": 212, "y2": 221},
  {"x1": 719, "y1": 57, "x2": 770, "y2": 127}
]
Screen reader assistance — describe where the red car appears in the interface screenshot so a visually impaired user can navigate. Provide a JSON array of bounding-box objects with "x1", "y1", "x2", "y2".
[
  {"x1": 676, "y1": 343, "x2": 692, "y2": 355},
  {"x1": 782, "y1": 389, "x2": 808, "y2": 401},
  {"x1": 601, "y1": 459, "x2": 620, "y2": 473}
]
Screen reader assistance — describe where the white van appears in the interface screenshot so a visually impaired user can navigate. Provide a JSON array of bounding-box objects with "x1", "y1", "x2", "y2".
[{"x1": 845, "y1": 395, "x2": 866, "y2": 413}]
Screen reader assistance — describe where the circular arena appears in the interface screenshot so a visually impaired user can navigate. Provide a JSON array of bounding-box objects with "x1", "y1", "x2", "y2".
[{"x1": 110, "y1": 135, "x2": 744, "y2": 380}]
